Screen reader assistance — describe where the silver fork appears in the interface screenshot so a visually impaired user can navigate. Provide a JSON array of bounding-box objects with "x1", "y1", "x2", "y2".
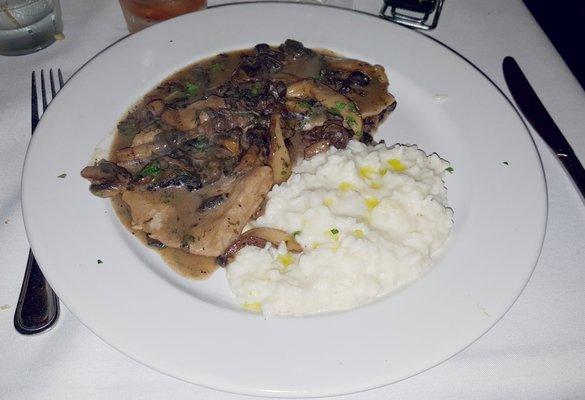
[{"x1": 14, "y1": 69, "x2": 64, "y2": 335}]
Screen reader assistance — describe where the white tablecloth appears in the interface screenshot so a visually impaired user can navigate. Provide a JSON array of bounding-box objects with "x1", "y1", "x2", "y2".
[{"x1": 1, "y1": 1, "x2": 584, "y2": 398}]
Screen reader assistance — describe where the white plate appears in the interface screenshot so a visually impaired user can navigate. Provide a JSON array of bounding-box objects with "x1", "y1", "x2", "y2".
[{"x1": 22, "y1": 3, "x2": 546, "y2": 397}]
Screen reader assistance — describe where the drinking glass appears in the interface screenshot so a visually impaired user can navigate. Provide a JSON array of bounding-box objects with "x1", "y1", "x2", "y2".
[
  {"x1": 119, "y1": 0, "x2": 207, "y2": 33},
  {"x1": 0, "y1": 0, "x2": 63, "y2": 56}
]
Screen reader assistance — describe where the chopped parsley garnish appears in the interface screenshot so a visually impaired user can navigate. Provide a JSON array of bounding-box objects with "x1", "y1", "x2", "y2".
[
  {"x1": 297, "y1": 100, "x2": 311, "y2": 109},
  {"x1": 292, "y1": 230, "x2": 301, "y2": 237},
  {"x1": 210, "y1": 62, "x2": 223, "y2": 72},
  {"x1": 445, "y1": 166, "x2": 454, "y2": 173},
  {"x1": 330, "y1": 228, "x2": 339, "y2": 235},
  {"x1": 330, "y1": 101, "x2": 349, "y2": 116},
  {"x1": 346, "y1": 115, "x2": 357, "y2": 128},
  {"x1": 139, "y1": 161, "x2": 161, "y2": 178},
  {"x1": 250, "y1": 82, "x2": 263, "y2": 96},
  {"x1": 185, "y1": 82, "x2": 200, "y2": 96},
  {"x1": 348, "y1": 102, "x2": 358, "y2": 113},
  {"x1": 329, "y1": 107, "x2": 341, "y2": 116},
  {"x1": 57, "y1": 173, "x2": 67, "y2": 178},
  {"x1": 97, "y1": 259, "x2": 103, "y2": 264}
]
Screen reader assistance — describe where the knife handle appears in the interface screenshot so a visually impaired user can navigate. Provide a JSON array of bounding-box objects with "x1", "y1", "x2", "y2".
[{"x1": 557, "y1": 149, "x2": 585, "y2": 202}]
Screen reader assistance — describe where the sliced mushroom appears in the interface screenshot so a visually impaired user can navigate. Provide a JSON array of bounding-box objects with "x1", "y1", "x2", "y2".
[
  {"x1": 131, "y1": 128, "x2": 162, "y2": 147},
  {"x1": 268, "y1": 113, "x2": 292, "y2": 184},
  {"x1": 304, "y1": 139, "x2": 330, "y2": 159},
  {"x1": 115, "y1": 130, "x2": 190, "y2": 166},
  {"x1": 218, "y1": 227, "x2": 303, "y2": 265},
  {"x1": 88, "y1": 182, "x2": 128, "y2": 198},
  {"x1": 81, "y1": 160, "x2": 133, "y2": 198},
  {"x1": 322, "y1": 120, "x2": 350, "y2": 149},
  {"x1": 234, "y1": 145, "x2": 262, "y2": 173},
  {"x1": 285, "y1": 132, "x2": 305, "y2": 163},
  {"x1": 217, "y1": 136, "x2": 239, "y2": 154},
  {"x1": 285, "y1": 100, "x2": 312, "y2": 113},
  {"x1": 146, "y1": 99, "x2": 165, "y2": 117},
  {"x1": 198, "y1": 194, "x2": 228, "y2": 211},
  {"x1": 115, "y1": 142, "x2": 155, "y2": 165},
  {"x1": 284, "y1": 100, "x2": 328, "y2": 132},
  {"x1": 286, "y1": 79, "x2": 363, "y2": 136},
  {"x1": 323, "y1": 57, "x2": 396, "y2": 119},
  {"x1": 80, "y1": 160, "x2": 132, "y2": 184},
  {"x1": 146, "y1": 235, "x2": 166, "y2": 248},
  {"x1": 324, "y1": 57, "x2": 389, "y2": 84},
  {"x1": 161, "y1": 95, "x2": 228, "y2": 130}
]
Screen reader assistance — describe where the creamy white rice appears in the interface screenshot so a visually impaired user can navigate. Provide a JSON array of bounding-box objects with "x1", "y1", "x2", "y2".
[{"x1": 226, "y1": 140, "x2": 453, "y2": 316}]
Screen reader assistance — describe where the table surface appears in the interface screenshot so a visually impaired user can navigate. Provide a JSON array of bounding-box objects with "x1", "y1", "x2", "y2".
[{"x1": 1, "y1": 1, "x2": 584, "y2": 399}]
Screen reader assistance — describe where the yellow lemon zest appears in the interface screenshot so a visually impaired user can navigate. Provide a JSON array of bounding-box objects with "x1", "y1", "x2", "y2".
[
  {"x1": 379, "y1": 167, "x2": 389, "y2": 176},
  {"x1": 277, "y1": 252, "x2": 294, "y2": 267},
  {"x1": 338, "y1": 181, "x2": 355, "y2": 191},
  {"x1": 387, "y1": 159, "x2": 406, "y2": 172},
  {"x1": 323, "y1": 198, "x2": 334, "y2": 207},
  {"x1": 370, "y1": 181, "x2": 382, "y2": 189},
  {"x1": 243, "y1": 302, "x2": 262, "y2": 313},
  {"x1": 359, "y1": 166, "x2": 376, "y2": 179},
  {"x1": 353, "y1": 229, "x2": 365, "y2": 238},
  {"x1": 365, "y1": 197, "x2": 380, "y2": 211},
  {"x1": 311, "y1": 242, "x2": 321, "y2": 249}
]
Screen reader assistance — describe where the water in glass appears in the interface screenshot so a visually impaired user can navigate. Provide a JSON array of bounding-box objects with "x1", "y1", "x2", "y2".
[{"x1": 0, "y1": 0, "x2": 63, "y2": 56}]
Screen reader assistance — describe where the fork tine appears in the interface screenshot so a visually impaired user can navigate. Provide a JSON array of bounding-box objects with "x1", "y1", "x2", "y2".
[
  {"x1": 31, "y1": 72, "x2": 39, "y2": 132},
  {"x1": 40, "y1": 70, "x2": 48, "y2": 111},
  {"x1": 49, "y1": 69, "x2": 57, "y2": 98},
  {"x1": 58, "y1": 69, "x2": 64, "y2": 88}
]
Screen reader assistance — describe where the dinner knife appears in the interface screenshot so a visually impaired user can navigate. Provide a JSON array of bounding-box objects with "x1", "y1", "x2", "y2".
[{"x1": 503, "y1": 56, "x2": 585, "y2": 202}]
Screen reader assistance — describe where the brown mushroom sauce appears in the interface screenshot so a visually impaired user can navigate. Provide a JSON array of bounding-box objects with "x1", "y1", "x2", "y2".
[{"x1": 81, "y1": 40, "x2": 396, "y2": 279}]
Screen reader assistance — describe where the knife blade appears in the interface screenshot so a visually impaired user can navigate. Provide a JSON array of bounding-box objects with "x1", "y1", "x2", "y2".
[{"x1": 503, "y1": 56, "x2": 585, "y2": 202}]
